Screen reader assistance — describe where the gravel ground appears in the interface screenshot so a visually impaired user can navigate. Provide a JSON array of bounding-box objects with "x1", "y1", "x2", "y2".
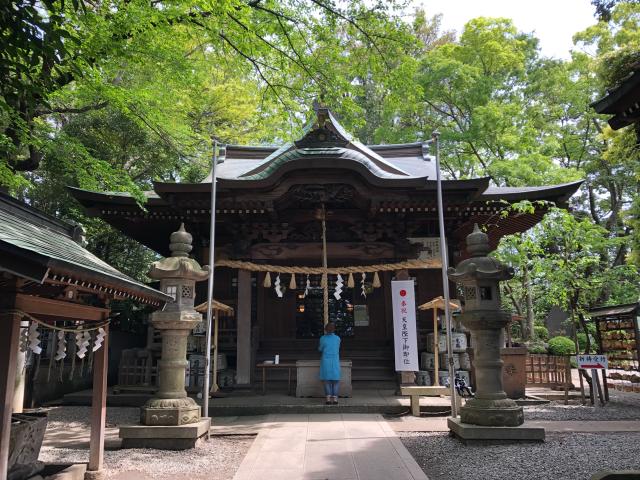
[
  {"x1": 401, "y1": 432, "x2": 640, "y2": 480},
  {"x1": 38, "y1": 407, "x2": 254, "y2": 479},
  {"x1": 43, "y1": 405, "x2": 140, "y2": 427},
  {"x1": 524, "y1": 389, "x2": 640, "y2": 421}
]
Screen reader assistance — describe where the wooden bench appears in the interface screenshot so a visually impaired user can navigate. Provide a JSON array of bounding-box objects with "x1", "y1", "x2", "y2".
[{"x1": 400, "y1": 386, "x2": 450, "y2": 417}]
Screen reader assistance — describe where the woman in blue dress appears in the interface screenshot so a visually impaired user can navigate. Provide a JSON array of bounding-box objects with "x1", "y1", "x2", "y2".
[{"x1": 319, "y1": 322, "x2": 341, "y2": 405}]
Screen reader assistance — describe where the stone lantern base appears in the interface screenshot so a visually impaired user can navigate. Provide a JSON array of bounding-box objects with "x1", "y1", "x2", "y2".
[
  {"x1": 448, "y1": 417, "x2": 545, "y2": 443},
  {"x1": 120, "y1": 417, "x2": 211, "y2": 450},
  {"x1": 141, "y1": 397, "x2": 202, "y2": 426},
  {"x1": 460, "y1": 397, "x2": 524, "y2": 427}
]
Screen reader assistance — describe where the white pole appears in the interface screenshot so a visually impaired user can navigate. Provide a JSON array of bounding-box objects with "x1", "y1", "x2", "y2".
[
  {"x1": 432, "y1": 132, "x2": 458, "y2": 417},
  {"x1": 203, "y1": 140, "x2": 220, "y2": 428}
]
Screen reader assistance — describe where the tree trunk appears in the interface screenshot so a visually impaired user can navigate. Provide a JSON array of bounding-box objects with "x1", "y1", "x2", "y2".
[
  {"x1": 576, "y1": 311, "x2": 592, "y2": 354},
  {"x1": 523, "y1": 266, "x2": 534, "y2": 341}
]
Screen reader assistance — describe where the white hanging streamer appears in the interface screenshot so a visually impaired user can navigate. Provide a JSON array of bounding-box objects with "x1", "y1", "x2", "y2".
[
  {"x1": 20, "y1": 323, "x2": 30, "y2": 353},
  {"x1": 274, "y1": 273, "x2": 283, "y2": 298},
  {"x1": 334, "y1": 274, "x2": 343, "y2": 300},
  {"x1": 93, "y1": 327, "x2": 106, "y2": 352},
  {"x1": 28, "y1": 322, "x2": 42, "y2": 354},
  {"x1": 361, "y1": 272, "x2": 367, "y2": 298},
  {"x1": 304, "y1": 275, "x2": 310, "y2": 297},
  {"x1": 55, "y1": 331, "x2": 67, "y2": 361},
  {"x1": 76, "y1": 330, "x2": 91, "y2": 359}
]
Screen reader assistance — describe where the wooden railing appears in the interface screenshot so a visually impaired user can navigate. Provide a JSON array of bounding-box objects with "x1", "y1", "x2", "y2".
[{"x1": 525, "y1": 354, "x2": 571, "y2": 388}]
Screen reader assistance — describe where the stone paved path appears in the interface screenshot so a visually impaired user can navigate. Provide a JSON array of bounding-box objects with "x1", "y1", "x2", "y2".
[{"x1": 232, "y1": 413, "x2": 428, "y2": 480}]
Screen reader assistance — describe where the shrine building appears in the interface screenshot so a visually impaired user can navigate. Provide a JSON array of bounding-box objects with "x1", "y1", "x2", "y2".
[{"x1": 70, "y1": 105, "x2": 582, "y2": 390}]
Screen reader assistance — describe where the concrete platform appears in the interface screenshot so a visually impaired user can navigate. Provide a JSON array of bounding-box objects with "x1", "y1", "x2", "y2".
[
  {"x1": 119, "y1": 418, "x2": 211, "y2": 450},
  {"x1": 448, "y1": 417, "x2": 545, "y2": 443},
  {"x1": 63, "y1": 388, "x2": 456, "y2": 416}
]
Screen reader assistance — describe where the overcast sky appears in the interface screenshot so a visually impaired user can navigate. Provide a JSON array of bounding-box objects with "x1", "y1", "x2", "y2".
[{"x1": 415, "y1": 0, "x2": 597, "y2": 59}]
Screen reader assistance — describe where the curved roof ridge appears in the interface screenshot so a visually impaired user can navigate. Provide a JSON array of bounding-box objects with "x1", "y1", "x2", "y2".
[{"x1": 238, "y1": 147, "x2": 414, "y2": 181}]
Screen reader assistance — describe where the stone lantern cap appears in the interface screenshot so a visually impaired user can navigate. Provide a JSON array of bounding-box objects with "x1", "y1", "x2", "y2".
[
  {"x1": 447, "y1": 224, "x2": 514, "y2": 283},
  {"x1": 148, "y1": 223, "x2": 210, "y2": 281}
]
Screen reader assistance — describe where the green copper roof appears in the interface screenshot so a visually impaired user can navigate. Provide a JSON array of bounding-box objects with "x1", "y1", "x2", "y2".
[
  {"x1": 0, "y1": 192, "x2": 170, "y2": 302},
  {"x1": 239, "y1": 147, "x2": 412, "y2": 181}
]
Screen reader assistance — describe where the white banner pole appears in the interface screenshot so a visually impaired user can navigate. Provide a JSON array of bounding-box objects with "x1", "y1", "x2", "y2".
[
  {"x1": 432, "y1": 132, "x2": 458, "y2": 417},
  {"x1": 203, "y1": 140, "x2": 220, "y2": 429}
]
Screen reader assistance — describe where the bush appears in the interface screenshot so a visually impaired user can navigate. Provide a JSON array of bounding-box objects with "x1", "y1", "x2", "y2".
[
  {"x1": 548, "y1": 336, "x2": 576, "y2": 355},
  {"x1": 534, "y1": 325, "x2": 549, "y2": 341},
  {"x1": 577, "y1": 332, "x2": 597, "y2": 353},
  {"x1": 527, "y1": 341, "x2": 547, "y2": 354}
]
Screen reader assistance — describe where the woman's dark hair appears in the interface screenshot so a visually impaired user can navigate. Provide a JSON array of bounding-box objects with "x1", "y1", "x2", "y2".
[{"x1": 325, "y1": 322, "x2": 336, "y2": 333}]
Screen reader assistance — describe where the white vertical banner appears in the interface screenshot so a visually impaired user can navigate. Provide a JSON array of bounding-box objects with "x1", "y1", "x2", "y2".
[{"x1": 391, "y1": 280, "x2": 419, "y2": 371}]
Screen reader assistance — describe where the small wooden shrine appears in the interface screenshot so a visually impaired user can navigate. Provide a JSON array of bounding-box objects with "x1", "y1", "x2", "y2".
[
  {"x1": 0, "y1": 191, "x2": 170, "y2": 479},
  {"x1": 70, "y1": 104, "x2": 582, "y2": 389}
]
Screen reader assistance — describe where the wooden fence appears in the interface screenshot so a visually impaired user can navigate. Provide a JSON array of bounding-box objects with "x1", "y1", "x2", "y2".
[
  {"x1": 114, "y1": 348, "x2": 157, "y2": 394},
  {"x1": 525, "y1": 354, "x2": 571, "y2": 388}
]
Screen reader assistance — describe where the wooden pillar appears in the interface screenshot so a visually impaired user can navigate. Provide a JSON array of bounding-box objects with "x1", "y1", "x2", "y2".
[
  {"x1": 0, "y1": 310, "x2": 21, "y2": 480},
  {"x1": 86, "y1": 324, "x2": 109, "y2": 480},
  {"x1": 433, "y1": 308, "x2": 440, "y2": 386},
  {"x1": 13, "y1": 319, "x2": 29, "y2": 413},
  {"x1": 236, "y1": 270, "x2": 252, "y2": 387}
]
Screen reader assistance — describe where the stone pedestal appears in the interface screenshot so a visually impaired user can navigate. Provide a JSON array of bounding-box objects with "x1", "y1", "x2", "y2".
[
  {"x1": 447, "y1": 417, "x2": 544, "y2": 443},
  {"x1": 120, "y1": 418, "x2": 211, "y2": 450},
  {"x1": 459, "y1": 314, "x2": 524, "y2": 426},
  {"x1": 501, "y1": 347, "x2": 528, "y2": 399},
  {"x1": 140, "y1": 313, "x2": 202, "y2": 426}
]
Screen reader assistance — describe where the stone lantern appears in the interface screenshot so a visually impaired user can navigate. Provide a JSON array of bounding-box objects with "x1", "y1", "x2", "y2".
[
  {"x1": 447, "y1": 224, "x2": 524, "y2": 428},
  {"x1": 120, "y1": 223, "x2": 210, "y2": 449}
]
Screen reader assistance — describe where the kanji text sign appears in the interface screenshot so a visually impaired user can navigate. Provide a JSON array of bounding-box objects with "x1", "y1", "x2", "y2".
[
  {"x1": 391, "y1": 280, "x2": 419, "y2": 371},
  {"x1": 577, "y1": 354, "x2": 608, "y2": 369}
]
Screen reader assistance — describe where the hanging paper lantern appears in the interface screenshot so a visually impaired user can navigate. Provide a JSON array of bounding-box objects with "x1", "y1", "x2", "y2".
[
  {"x1": 55, "y1": 331, "x2": 67, "y2": 361},
  {"x1": 274, "y1": 273, "x2": 283, "y2": 298},
  {"x1": 28, "y1": 322, "x2": 42, "y2": 355},
  {"x1": 372, "y1": 271, "x2": 381, "y2": 288},
  {"x1": 289, "y1": 274, "x2": 297, "y2": 290},
  {"x1": 263, "y1": 272, "x2": 272, "y2": 288},
  {"x1": 304, "y1": 275, "x2": 311, "y2": 297},
  {"x1": 361, "y1": 272, "x2": 367, "y2": 298},
  {"x1": 93, "y1": 327, "x2": 106, "y2": 352},
  {"x1": 347, "y1": 272, "x2": 355, "y2": 289},
  {"x1": 334, "y1": 274, "x2": 343, "y2": 300}
]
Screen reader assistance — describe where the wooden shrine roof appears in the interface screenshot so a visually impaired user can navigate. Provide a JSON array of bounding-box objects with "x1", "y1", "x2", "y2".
[
  {"x1": 418, "y1": 296, "x2": 461, "y2": 311},
  {"x1": 591, "y1": 66, "x2": 640, "y2": 130},
  {"x1": 588, "y1": 303, "x2": 640, "y2": 318},
  {"x1": 0, "y1": 192, "x2": 171, "y2": 305},
  {"x1": 195, "y1": 300, "x2": 234, "y2": 315},
  {"x1": 66, "y1": 104, "x2": 582, "y2": 256},
  {"x1": 69, "y1": 104, "x2": 582, "y2": 204}
]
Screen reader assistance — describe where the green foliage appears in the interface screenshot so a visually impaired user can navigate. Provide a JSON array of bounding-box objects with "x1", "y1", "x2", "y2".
[
  {"x1": 548, "y1": 336, "x2": 577, "y2": 356},
  {"x1": 511, "y1": 322, "x2": 522, "y2": 340},
  {"x1": 0, "y1": 0, "x2": 639, "y2": 322},
  {"x1": 534, "y1": 325, "x2": 549, "y2": 341},
  {"x1": 576, "y1": 332, "x2": 598, "y2": 353},
  {"x1": 527, "y1": 341, "x2": 548, "y2": 354}
]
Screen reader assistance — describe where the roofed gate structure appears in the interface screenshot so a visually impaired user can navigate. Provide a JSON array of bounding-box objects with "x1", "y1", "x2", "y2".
[{"x1": 70, "y1": 105, "x2": 582, "y2": 390}]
